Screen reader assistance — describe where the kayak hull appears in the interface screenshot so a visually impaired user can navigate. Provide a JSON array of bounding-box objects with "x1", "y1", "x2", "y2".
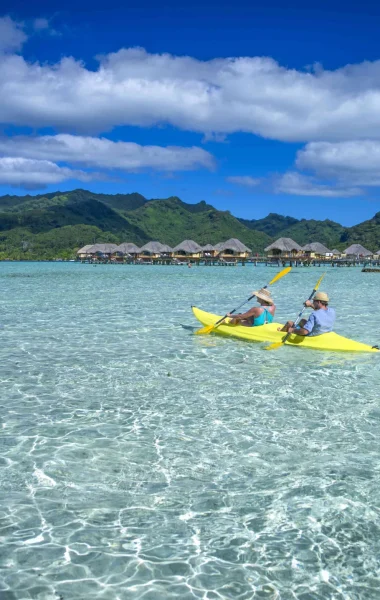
[{"x1": 192, "y1": 306, "x2": 379, "y2": 353}]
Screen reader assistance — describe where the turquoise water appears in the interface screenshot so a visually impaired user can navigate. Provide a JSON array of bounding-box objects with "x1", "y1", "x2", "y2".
[{"x1": 1, "y1": 262, "x2": 380, "y2": 600}]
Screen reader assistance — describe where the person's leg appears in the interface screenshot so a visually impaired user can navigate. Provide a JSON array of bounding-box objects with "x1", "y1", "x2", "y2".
[
  {"x1": 228, "y1": 318, "x2": 239, "y2": 325},
  {"x1": 278, "y1": 319, "x2": 306, "y2": 332},
  {"x1": 278, "y1": 320, "x2": 294, "y2": 332},
  {"x1": 239, "y1": 318, "x2": 253, "y2": 327}
]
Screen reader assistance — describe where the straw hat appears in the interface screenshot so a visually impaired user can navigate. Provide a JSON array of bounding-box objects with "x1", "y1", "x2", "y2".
[
  {"x1": 253, "y1": 288, "x2": 274, "y2": 305},
  {"x1": 314, "y1": 291, "x2": 329, "y2": 302}
]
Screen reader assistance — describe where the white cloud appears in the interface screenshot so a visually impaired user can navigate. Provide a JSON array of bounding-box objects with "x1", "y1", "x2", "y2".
[
  {"x1": 0, "y1": 134, "x2": 215, "y2": 171},
  {"x1": 226, "y1": 176, "x2": 260, "y2": 187},
  {"x1": 0, "y1": 16, "x2": 27, "y2": 53},
  {"x1": 0, "y1": 157, "x2": 97, "y2": 189},
  {"x1": 2, "y1": 47, "x2": 380, "y2": 140},
  {"x1": 275, "y1": 172, "x2": 362, "y2": 198},
  {"x1": 296, "y1": 140, "x2": 380, "y2": 186},
  {"x1": 33, "y1": 18, "x2": 49, "y2": 31}
]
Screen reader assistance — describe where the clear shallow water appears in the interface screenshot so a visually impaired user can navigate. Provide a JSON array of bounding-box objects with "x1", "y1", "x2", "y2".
[{"x1": 1, "y1": 262, "x2": 380, "y2": 600}]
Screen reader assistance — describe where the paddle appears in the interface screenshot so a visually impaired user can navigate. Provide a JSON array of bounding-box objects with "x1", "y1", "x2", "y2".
[
  {"x1": 195, "y1": 266, "x2": 292, "y2": 335},
  {"x1": 265, "y1": 272, "x2": 326, "y2": 350}
]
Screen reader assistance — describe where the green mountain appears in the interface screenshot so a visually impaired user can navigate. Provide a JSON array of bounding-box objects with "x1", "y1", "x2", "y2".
[
  {"x1": 276, "y1": 218, "x2": 346, "y2": 248},
  {"x1": 240, "y1": 213, "x2": 346, "y2": 249},
  {"x1": 0, "y1": 189, "x2": 270, "y2": 259},
  {"x1": 124, "y1": 196, "x2": 270, "y2": 247},
  {"x1": 239, "y1": 213, "x2": 299, "y2": 237},
  {"x1": 339, "y1": 212, "x2": 380, "y2": 250},
  {"x1": 0, "y1": 189, "x2": 379, "y2": 259}
]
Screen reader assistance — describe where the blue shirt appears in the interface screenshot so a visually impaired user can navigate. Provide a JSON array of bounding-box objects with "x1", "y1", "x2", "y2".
[{"x1": 303, "y1": 307, "x2": 336, "y2": 337}]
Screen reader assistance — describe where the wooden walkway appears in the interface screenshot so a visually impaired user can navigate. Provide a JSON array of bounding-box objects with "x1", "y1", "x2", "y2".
[{"x1": 81, "y1": 257, "x2": 380, "y2": 267}]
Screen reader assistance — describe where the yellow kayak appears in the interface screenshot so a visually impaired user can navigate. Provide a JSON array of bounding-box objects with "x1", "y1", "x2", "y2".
[{"x1": 192, "y1": 307, "x2": 379, "y2": 353}]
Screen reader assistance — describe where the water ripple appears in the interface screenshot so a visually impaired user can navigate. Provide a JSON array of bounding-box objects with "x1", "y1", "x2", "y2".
[{"x1": 1, "y1": 263, "x2": 380, "y2": 599}]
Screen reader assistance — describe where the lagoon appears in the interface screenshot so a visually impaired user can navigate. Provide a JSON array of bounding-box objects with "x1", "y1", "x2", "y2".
[{"x1": 1, "y1": 262, "x2": 380, "y2": 599}]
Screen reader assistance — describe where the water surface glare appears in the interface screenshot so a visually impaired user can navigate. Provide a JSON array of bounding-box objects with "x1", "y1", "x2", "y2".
[{"x1": 1, "y1": 262, "x2": 380, "y2": 600}]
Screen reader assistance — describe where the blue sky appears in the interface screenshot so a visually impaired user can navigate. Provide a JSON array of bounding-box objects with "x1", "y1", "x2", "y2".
[{"x1": 1, "y1": 0, "x2": 380, "y2": 225}]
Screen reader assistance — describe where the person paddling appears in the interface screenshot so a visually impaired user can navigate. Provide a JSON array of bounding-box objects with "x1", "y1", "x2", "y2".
[
  {"x1": 227, "y1": 288, "x2": 276, "y2": 327},
  {"x1": 278, "y1": 291, "x2": 335, "y2": 337}
]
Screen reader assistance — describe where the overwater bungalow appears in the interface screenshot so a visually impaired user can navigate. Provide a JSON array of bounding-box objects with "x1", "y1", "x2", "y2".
[
  {"x1": 86, "y1": 243, "x2": 118, "y2": 261},
  {"x1": 218, "y1": 238, "x2": 251, "y2": 261},
  {"x1": 374, "y1": 249, "x2": 380, "y2": 259},
  {"x1": 202, "y1": 244, "x2": 219, "y2": 259},
  {"x1": 172, "y1": 240, "x2": 203, "y2": 262},
  {"x1": 302, "y1": 242, "x2": 332, "y2": 259},
  {"x1": 77, "y1": 244, "x2": 95, "y2": 259},
  {"x1": 265, "y1": 237, "x2": 302, "y2": 258},
  {"x1": 332, "y1": 249, "x2": 341, "y2": 257},
  {"x1": 343, "y1": 244, "x2": 373, "y2": 258},
  {"x1": 139, "y1": 241, "x2": 173, "y2": 263},
  {"x1": 112, "y1": 243, "x2": 141, "y2": 262}
]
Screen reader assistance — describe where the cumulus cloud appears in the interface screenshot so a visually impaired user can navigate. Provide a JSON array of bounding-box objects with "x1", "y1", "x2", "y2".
[
  {"x1": 226, "y1": 176, "x2": 260, "y2": 187},
  {"x1": 0, "y1": 157, "x2": 97, "y2": 189},
  {"x1": 0, "y1": 16, "x2": 27, "y2": 52},
  {"x1": 296, "y1": 141, "x2": 380, "y2": 186},
  {"x1": 275, "y1": 171, "x2": 362, "y2": 198},
  {"x1": 2, "y1": 47, "x2": 380, "y2": 140},
  {"x1": 0, "y1": 134, "x2": 215, "y2": 171}
]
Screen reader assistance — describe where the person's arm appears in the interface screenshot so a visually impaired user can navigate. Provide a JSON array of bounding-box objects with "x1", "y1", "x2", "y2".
[
  {"x1": 288, "y1": 325, "x2": 309, "y2": 336},
  {"x1": 227, "y1": 307, "x2": 260, "y2": 320},
  {"x1": 288, "y1": 313, "x2": 315, "y2": 336}
]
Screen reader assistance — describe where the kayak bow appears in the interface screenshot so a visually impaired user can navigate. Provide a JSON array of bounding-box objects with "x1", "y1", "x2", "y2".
[{"x1": 192, "y1": 307, "x2": 379, "y2": 353}]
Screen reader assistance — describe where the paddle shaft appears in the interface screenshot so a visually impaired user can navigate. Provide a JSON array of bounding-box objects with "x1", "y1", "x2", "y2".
[{"x1": 280, "y1": 287, "x2": 319, "y2": 345}]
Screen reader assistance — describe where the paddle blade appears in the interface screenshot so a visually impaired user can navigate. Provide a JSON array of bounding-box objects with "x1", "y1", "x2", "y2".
[
  {"x1": 314, "y1": 272, "x2": 326, "y2": 291},
  {"x1": 265, "y1": 341, "x2": 284, "y2": 351},
  {"x1": 195, "y1": 324, "x2": 215, "y2": 335},
  {"x1": 268, "y1": 266, "x2": 292, "y2": 286}
]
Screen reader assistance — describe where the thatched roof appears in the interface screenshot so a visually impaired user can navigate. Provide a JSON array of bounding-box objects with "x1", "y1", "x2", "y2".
[
  {"x1": 375, "y1": 249, "x2": 380, "y2": 255},
  {"x1": 140, "y1": 241, "x2": 173, "y2": 253},
  {"x1": 265, "y1": 237, "x2": 302, "y2": 252},
  {"x1": 77, "y1": 244, "x2": 94, "y2": 254},
  {"x1": 202, "y1": 244, "x2": 216, "y2": 251},
  {"x1": 302, "y1": 242, "x2": 331, "y2": 253},
  {"x1": 114, "y1": 243, "x2": 141, "y2": 254},
  {"x1": 173, "y1": 240, "x2": 203, "y2": 253},
  {"x1": 87, "y1": 243, "x2": 118, "y2": 254},
  {"x1": 344, "y1": 244, "x2": 372, "y2": 256},
  {"x1": 332, "y1": 249, "x2": 341, "y2": 255},
  {"x1": 218, "y1": 238, "x2": 252, "y2": 252},
  {"x1": 214, "y1": 242, "x2": 225, "y2": 250}
]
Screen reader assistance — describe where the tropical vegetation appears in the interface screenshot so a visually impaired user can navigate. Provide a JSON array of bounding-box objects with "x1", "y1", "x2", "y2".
[{"x1": 0, "y1": 189, "x2": 379, "y2": 260}]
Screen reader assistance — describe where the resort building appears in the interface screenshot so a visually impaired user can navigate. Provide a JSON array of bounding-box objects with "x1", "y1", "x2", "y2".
[
  {"x1": 217, "y1": 238, "x2": 251, "y2": 261},
  {"x1": 114, "y1": 243, "x2": 141, "y2": 256},
  {"x1": 138, "y1": 241, "x2": 173, "y2": 262},
  {"x1": 77, "y1": 244, "x2": 95, "y2": 259},
  {"x1": 83, "y1": 244, "x2": 118, "y2": 260},
  {"x1": 343, "y1": 244, "x2": 373, "y2": 258},
  {"x1": 172, "y1": 240, "x2": 203, "y2": 262},
  {"x1": 302, "y1": 242, "x2": 332, "y2": 258},
  {"x1": 332, "y1": 249, "x2": 341, "y2": 257},
  {"x1": 111, "y1": 243, "x2": 141, "y2": 263},
  {"x1": 265, "y1": 237, "x2": 302, "y2": 258},
  {"x1": 201, "y1": 244, "x2": 219, "y2": 258}
]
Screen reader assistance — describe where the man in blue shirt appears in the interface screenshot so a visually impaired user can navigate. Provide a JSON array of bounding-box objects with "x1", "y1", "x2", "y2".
[{"x1": 280, "y1": 291, "x2": 336, "y2": 337}]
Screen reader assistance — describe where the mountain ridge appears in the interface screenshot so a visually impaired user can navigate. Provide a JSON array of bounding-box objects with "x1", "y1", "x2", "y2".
[{"x1": 0, "y1": 189, "x2": 379, "y2": 259}]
